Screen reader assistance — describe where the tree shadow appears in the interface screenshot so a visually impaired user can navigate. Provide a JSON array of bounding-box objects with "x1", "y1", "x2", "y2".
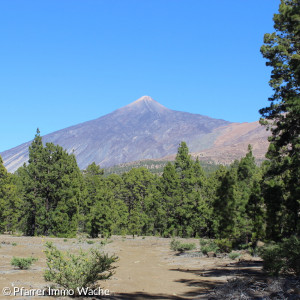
[
  {"x1": 107, "y1": 292, "x2": 187, "y2": 299},
  {"x1": 105, "y1": 261, "x2": 264, "y2": 299},
  {"x1": 171, "y1": 260, "x2": 263, "y2": 278},
  {"x1": 169, "y1": 260, "x2": 264, "y2": 298}
]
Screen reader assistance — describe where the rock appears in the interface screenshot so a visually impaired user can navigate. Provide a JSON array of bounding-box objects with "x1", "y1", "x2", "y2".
[
  {"x1": 207, "y1": 251, "x2": 216, "y2": 258},
  {"x1": 257, "y1": 240, "x2": 265, "y2": 247}
]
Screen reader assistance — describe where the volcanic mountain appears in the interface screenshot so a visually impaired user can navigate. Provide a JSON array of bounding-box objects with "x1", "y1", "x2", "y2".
[{"x1": 1, "y1": 96, "x2": 269, "y2": 172}]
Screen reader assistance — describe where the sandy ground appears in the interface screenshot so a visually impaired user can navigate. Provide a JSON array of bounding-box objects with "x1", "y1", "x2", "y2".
[{"x1": 0, "y1": 235, "x2": 263, "y2": 300}]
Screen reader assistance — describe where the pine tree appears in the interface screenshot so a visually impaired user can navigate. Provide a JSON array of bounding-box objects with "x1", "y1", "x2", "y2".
[
  {"x1": 213, "y1": 147, "x2": 266, "y2": 245},
  {"x1": 207, "y1": 165, "x2": 228, "y2": 238},
  {"x1": 260, "y1": 0, "x2": 300, "y2": 239},
  {"x1": 174, "y1": 142, "x2": 197, "y2": 236},
  {"x1": 0, "y1": 156, "x2": 22, "y2": 233},
  {"x1": 82, "y1": 162, "x2": 106, "y2": 233},
  {"x1": 190, "y1": 158, "x2": 211, "y2": 237},
  {"x1": 160, "y1": 143, "x2": 211, "y2": 237},
  {"x1": 246, "y1": 170, "x2": 266, "y2": 243},
  {"x1": 214, "y1": 163, "x2": 239, "y2": 240},
  {"x1": 105, "y1": 174, "x2": 128, "y2": 235},
  {"x1": 121, "y1": 168, "x2": 154, "y2": 236},
  {"x1": 160, "y1": 162, "x2": 181, "y2": 236},
  {"x1": 144, "y1": 177, "x2": 166, "y2": 236},
  {"x1": 236, "y1": 145, "x2": 259, "y2": 244},
  {"x1": 19, "y1": 130, "x2": 82, "y2": 237},
  {"x1": 89, "y1": 189, "x2": 113, "y2": 238},
  {"x1": 18, "y1": 129, "x2": 44, "y2": 236}
]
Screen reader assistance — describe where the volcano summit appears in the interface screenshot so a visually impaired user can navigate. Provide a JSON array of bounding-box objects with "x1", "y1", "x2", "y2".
[{"x1": 1, "y1": 96, "x2": 269, "y2": 172}]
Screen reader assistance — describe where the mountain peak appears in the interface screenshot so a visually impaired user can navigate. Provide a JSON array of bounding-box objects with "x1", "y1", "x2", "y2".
[
  {"x1": 130, "y1": 95, "x2": 159, "y2": 106},
  {"x1": 125, "y1": 96, "x2": 169, "y2": 113},
  {"x1": 135, "y1": 95, "x2": 154, "y2": 103}
]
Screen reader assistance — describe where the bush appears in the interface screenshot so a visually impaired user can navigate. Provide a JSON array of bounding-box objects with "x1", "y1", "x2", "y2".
[
  {"x1": 11, "y1": 257, "x2": 38, "y2": 270},
  {"x1": 44, "y1": 242, "x2": 118, "y2": 293},
  {"x1": 200, "y1": 239, "x2": 219, "y2": 255},
  {"x1": 260, "y1": 243, "x2": 283, "y2": 276},
  {"x1": 170, "y1": 239, "x2": 196, "y2": 252},
  {"x1": 100, "y1": 238, "x2": 111, "y2": 246},
  {"x1": 260, "y1": 236, "x2": 300, "y2": 276},
  {"x1": 215, "y1": 238, "x2": 233, "y2": 253},
  {"x1": 228, "y1": 252, "x2": 241, "y2": 260}
]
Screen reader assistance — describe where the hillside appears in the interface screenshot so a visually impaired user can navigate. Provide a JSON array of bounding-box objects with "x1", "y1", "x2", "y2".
[{"x1": 1, "y1": 96, "x2": 269, "y2": 173}]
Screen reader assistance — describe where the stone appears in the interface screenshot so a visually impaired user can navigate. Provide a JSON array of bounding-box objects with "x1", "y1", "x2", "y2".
[{"x1": 207, "y1": 251, "x2": 216, "y2": 258}]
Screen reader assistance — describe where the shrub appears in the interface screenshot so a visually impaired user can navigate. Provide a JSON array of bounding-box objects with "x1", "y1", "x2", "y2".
[
  {"x1": 228, "y1": 252, "x2": 241, "y2": 260},
  {"x1": 44, "y1": 242, "x2": 117, "y2": 293},
  {"x1": 170, "y1": 239, "x2": 196, "y2": 252},
  {"x1": 215, "y1": 238, "x2": 233, "y2": 253},
  {"x1": 100, "y1": 239, "x2": 110, "y2": 246},
  {"x1": 200, "y1": 239, "x2": 219, "y2": 255},
  {"x1": 260, "y1": 236, "x2": 300, "y2": 276},
  {"x1": 199, "y1": 238, "x2": 209, "y2": 247},
  {"x1": 11, "y1": 257, "x2": 38, "y2": 270},
  {"x1": 260, "y1": 243, "x2": 283, "y2": 276}
]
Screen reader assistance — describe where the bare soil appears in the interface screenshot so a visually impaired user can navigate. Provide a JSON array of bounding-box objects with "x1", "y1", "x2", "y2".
[{"x1": 0, "y1": 235, "x2": 263, "y2": 300}]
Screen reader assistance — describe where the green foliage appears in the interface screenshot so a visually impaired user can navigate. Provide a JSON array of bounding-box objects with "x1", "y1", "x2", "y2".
[
  {"x1": 260, "y1": 0, "x2": 300, "y2": 240},
  {"x1": 260, "y1": 236, "x2": 300, "y2": 276},
  {"x1": 44, "y1": 241, "x2": 117, "y2": 292},
  {"x1": 121, "y1": 167, "x2": 155, "y2": 237},
  {"x1": 11, "y1": 256, "x2": 38, "y2": 270},
  {"x1": 160, "y1": 142, "x2": 212, "y2": 238},
  {"x1": 170, "y1": 239, "x2": 196, "y2": 252},
  {"x1": 100, "y1": 238, "x2": 111, "y2": 246},
  {"x1": 0, "y1": 156, "x2": 23, "y2": 233},
  {"x1": 215, "y1": 239, "x2": 233, "y2": 253},
  {"x1": 18, "y1": 129, "x2": 83, "y2": 237},
  {"x1": 6, "y1": 135, "x2": 266, "y2": 244},
  {"x1": 104, "y1": 159, "x2": 220, "y2": 177},
  {"x1": 213, "y1": 146, "x2": 265, "y2": 246},
  {"x1": 105, "y1": 174, "x2": 128, "y2": 235},
  {"x1": 199, "y1": 239, "x2": 219, "y2": 254},
  {"x1": 2, "y1": 129, "x2": 270, "y2": 249},
  {"x1": 228, "y1": 252, "x2": 241, "y2": 260},
  {"x1": 260, "y1": 244, "x2": 283, "y2": 276}
]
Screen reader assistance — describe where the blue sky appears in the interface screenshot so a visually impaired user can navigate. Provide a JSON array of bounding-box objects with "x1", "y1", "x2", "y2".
[{"x1": 0, "y1": 0, "x2": 280, "y2": 152}]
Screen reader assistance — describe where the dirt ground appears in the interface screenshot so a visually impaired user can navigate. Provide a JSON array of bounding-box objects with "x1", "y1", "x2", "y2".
[{"x1": 0, "y1": 235, "x2": 263, "y2": 300}]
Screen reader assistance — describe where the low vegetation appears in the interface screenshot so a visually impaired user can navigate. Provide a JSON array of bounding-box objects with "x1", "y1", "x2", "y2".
[
  {"x1": 170, "y1": 239, "x2": 196, "y2": 252},
  {"x1": 260, "y1": 236, "x2": 300, "y2": 276},
  {"x1": 11, "y1": 256, "x2": 38, "y2": 270},
  {"x1": 208, "y1": 277, "x2": 300, "y2": 299},
  {"x1": 199, "y1": 239, "x2": 219, "y2": 255},
  {"x1": 103, "y1": 159, "x2": 220, "y2": 176},
  {"x1": 43, "y1": 242, "x2": 117, "y2": 293},
  {"x1": 228, "y1": 252, "x2": 241, "y2": 260}
]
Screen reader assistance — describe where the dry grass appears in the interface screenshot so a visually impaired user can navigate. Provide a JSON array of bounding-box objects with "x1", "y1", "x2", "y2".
[{"x1": 207, "y1": 277, "x2": 300, "y2": 300}]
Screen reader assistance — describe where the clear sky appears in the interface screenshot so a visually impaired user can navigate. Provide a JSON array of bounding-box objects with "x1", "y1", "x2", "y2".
[{"x1": 0, "y1": 0, "x2": 280, "y2": 152}]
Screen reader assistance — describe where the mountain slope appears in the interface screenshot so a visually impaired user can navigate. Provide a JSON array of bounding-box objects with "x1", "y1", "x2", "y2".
[
  {"x1": 2, "y1": 96, "x2": 233, "y2": 172},
  {"x1": 159, "y1": 121, "x2": 269, "y2": 165}
]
